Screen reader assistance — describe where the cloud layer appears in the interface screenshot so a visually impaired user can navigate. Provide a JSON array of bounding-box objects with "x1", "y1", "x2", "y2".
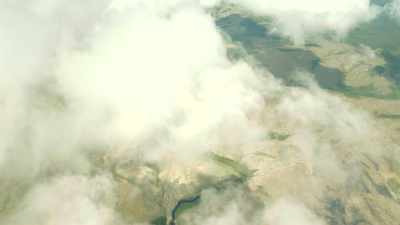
[
  {"x1": 56, "y1": 0, "x2": 268, "y2": 162},
  {"x1": 0, "y1": 0, "x2": 394, "y2": 225},
  {"x1": 230, "y1": 0, "x2": 379, "y2": 44}
]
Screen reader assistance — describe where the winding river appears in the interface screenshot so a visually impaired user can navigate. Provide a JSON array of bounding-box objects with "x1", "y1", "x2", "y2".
[{"x1": 168, "y1": 195, "x2": 201, "y2": 225}]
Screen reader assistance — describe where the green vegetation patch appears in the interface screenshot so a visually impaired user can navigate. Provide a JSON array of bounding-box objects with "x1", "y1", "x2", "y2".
[
  {"x1": 268, "y1": 132, "x2": 290, "y2": 141},
  {"x1": 387, "y1": 177, "x2": 400, "y2": 199},
  {"x1": 210, "y1": 153, "x2": 254, "y2": 178},
  {"x1": 341, "y1": 85, "x2": 400, "y2": 100},
  {"x1": 374, "y1": 112, "x2": 400, "y2": 119},
  {"x1": 151, "y1": 216, "x2": 167, "y2": 225}
]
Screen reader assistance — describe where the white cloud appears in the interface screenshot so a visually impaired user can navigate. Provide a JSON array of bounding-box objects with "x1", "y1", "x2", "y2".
[
  {"x1": 263, "y1": 198, "x2": 326, "y2": 225},
  {"x1": 4, "y1": 175, "x2": 119, "y2": 225},
  {"x1": 109, "y1": 0, "x2": 379, "y2": 44},
  {"x1": 56, "y1": 0, "x2": 268, "y2": 161},
  {"x1": 0, "y1": 1, "x2": 392, "y2": 225},
  {"x1": 229, "y1": 0, "x2": 379, "y2": 44},
  {"x1": 0, "y1": 0, "x2": 111, "y2": 174},
  {"x1": 387, "y1": 0, "x2": 400, "y2": 20}
]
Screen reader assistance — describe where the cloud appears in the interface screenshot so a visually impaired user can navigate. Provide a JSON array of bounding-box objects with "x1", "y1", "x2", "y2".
[
  {"x1": 276, "y1": 79, "x2": 372, "y2": 144},
  {"x1": 386, "y1": 0, "x2": 400, "y2": 20},
  {"x1": 107, "y1": 0, "x2": 379, "y2": 44},
  {"x1": 0, "y1": 1, "x2": 269, "y2": 223},
  {"x1": 273, "y1": 78, "x2": 377, "y2": 183},
  {"x1": 0, "y1": 1, "x2": 395, "y2": 225},
  {"x1": 182, "y1": 188, "x2": 326, "y2": 225},
  {"x1": 0, "y1": 0, "x2": 381, "y2": 176},
  {"x1": 263, "y1": 198, "x2": 326, "y2": 225},
  {"x1": 56, "y1": 0, "x2": 269, "y2": 162},
  {"x1": 227, "y1": 0, "x2": 379, "y2": 44},
  {"x1": 3, "y1": 175, "x2": 120, "y2": 225},
  {"x1": 0, "y1": 0, "x2": 112, "y2": 176}
]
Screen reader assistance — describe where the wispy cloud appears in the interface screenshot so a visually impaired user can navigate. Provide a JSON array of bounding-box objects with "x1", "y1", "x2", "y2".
[{"x1": 0, "y1": 1, "x2": 395, "y2": 225}]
